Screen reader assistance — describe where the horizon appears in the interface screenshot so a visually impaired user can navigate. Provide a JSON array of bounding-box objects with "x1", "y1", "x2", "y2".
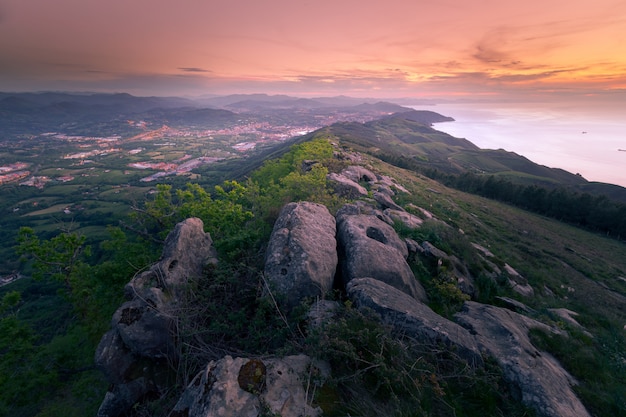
[
  {"x1": 1, "y1": 0, "x2": 625, "y2": 188},
  {"x1": 2, "y1": 1, "x2": 626, "y2": 99}
]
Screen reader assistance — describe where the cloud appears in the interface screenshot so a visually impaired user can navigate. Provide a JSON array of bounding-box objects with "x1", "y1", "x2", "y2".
[{"x1": 178, "y1": 67, "x2": 211, "y2": 73}]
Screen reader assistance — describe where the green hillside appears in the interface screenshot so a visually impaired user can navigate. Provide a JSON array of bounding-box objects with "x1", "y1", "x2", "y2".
[{"x1": 2, "y1": 115, "x2": 625, "y2": 416}]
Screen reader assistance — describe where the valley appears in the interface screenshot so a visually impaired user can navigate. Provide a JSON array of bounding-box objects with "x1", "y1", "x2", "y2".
[{"x1": 0, "y1": 93, "x2": 410, "y2": 276}]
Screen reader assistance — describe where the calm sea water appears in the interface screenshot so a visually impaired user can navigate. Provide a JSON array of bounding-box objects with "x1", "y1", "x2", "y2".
[{"x1": 411, "y1": 102, "x2": 626, "y2": 188}]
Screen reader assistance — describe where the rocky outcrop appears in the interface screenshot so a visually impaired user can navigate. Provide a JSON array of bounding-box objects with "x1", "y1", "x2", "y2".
[
  {"x1": 347, "y1": 278, "x2": 482, "y2": 365},
  {"x1": 455, "y1": 301, "x2": 591, "y2": 417},
  {"x1": 372, "y1": 190, "x2": 404, "y2": 211},
  {"x1": 336, "y1": 213, "x2": 428, "y2": 302},
  {"x1": 264, "y1": 202, "x2": 338, "y2": 309},
  {"x1": 95, "y1": 218, "x2": 218, "y2": 417},
  {"x1": 335, "y1": 201, "x2": 393, "y2": 225},
  {"x1": 341, "y1": 165, "x2": 377, "y2": 183},
  {"x1": 327, "y1": 172, "x2": 368, "y2": 198},
  {"x1": 420, "y1": 241, "x2": 476, "y2": 297},
  {"x1": 504, "y1": 263, "x2": 534, "y2": 297},
  {"x1": 170, "y1": 355, "x2": 327, "y2": 417},
  {"x1": 383, "y1": 208, "x2": 423, "y2": 229}
]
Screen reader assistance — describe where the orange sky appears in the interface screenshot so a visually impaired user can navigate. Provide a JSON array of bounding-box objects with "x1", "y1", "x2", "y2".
[{"x1": 1, "y1": 0, "x2": 626, "y2": 98}]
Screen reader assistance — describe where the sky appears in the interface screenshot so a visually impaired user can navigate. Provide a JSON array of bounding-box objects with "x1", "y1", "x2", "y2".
[{"x1": 2, "y1": 0, "x2": 626, "y2": 99}]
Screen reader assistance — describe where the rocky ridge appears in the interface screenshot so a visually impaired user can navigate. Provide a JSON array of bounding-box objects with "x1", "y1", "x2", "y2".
[{"x1": 95, "y1": 164, "x2": 592, "y2": 417}]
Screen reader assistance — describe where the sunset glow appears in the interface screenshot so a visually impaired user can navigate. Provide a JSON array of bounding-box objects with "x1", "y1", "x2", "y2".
[{"x1": 1, "y1": 0, "x2": 625, "y2": 98}]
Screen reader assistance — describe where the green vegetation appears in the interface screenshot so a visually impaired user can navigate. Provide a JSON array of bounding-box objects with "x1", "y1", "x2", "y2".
[
  {"x1": 305, "y1": 304, "x2": 535, "y2": 417},
  {"x1": 2, "y1": 121, "x2": 625, "y2": 417},
  {"x1": 529, "y1": 325, "x2": 626, "y2": 416}
]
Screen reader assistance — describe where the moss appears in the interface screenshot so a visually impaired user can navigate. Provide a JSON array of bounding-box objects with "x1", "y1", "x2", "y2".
[{"x1": 237, "y1": 359, "x2": 266, "y2": 394}]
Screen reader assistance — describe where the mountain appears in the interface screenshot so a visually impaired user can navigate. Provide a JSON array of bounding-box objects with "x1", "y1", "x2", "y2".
[
  {"x1": 2, "y1": 97, "x2": 626, "y2": 417},
  {"x1": 90, "y1": 131, "x2": 626, "y2": 417},
  {"x1": 193, "y1": 93, "x2": 402, "y2": 109}
]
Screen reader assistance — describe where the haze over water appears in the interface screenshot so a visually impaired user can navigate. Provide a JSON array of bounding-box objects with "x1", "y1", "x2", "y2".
[{"x1": 416, "y1": 102, "x2": 626, "y2": 188}]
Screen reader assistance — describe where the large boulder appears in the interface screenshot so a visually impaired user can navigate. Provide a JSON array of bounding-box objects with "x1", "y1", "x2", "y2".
[
  {"x1": 95, "y1": 218, "x2": 218, "y2": 417},
  {"x1": 341, "y1": 165, "x2": 377, "y2": 183},
  {"x1": 455, "y1": 301, "x2": 590, "y2": 417},
  {"x1": 336, "y1": 213, "x2": 427, "y2": 302},
  {"x1": 264, "y1": 202, "x2": 338, "y2": 309},
  {"x1": 126, "y1": 217, "x2": 216, "y2": 296},
  {"x1": 347, "y1": 278, "x2": 482, "y2": 365},
  {"x1": 171, "y1": 355, "x2": 327, "y2": 417}
]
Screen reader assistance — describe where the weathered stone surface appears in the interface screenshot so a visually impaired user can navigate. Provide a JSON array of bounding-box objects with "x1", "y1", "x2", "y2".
[
  {"x1": 97, "y1": 378, "x2": 153, "y2": 417},
  {"x1": 407, "y1": 203, "x2": 435, "y2": 219},
  {"x1": 338, "y1": 212, "x2": 408, "y2": 258},
  {"x1": 504, "y1": 263, "x2": 534, "y2": 297},
  {"x1": 327, "y1": 172, "x2": 368, "y2": 198},
  {"x1": 372, "y1": 190, "x2": 404, "y2": 211},
  {"x1": 337, "y1": 213, "x2": 427, "y2": 302},
  {"x1": 341, "y1": 165, "x2": 377, "y2": 183},
  {"x1": 384, "y1": 208, "x2": 423, "y2": 229},
  {"x1": 420, "y1": 241, "x2": 476, "y2": 297},
  {"x1": 127, "y1": 217, "x2": 217, "y2": 297},
  {"x1": 495, "y1": 296, "x2": 536, "y2": 314},
  {"x1": 347, "y1": 278, "x2": 482, "y2": 365},
  {"x1": 455, "y1": 301, "x2": 590, "y2": 417},
  {"x1": 95, "y1": 329, "x2": 136, "y2": 385},
  {"x1": 95, "y1": 218, "x2": 218, "y2": 417},
  {"x1": 171, "y1": 355, "x2": 326, "y2": 417},
  {"x1": 113, "y1": 297, "x2": 175, "y2": 358},
  {"x1": 378, "y1": 174, "x2": 410, "y2": 193},
  {"x1": 264, "y1": 202, "x2": 338, "y2": 309},
  {"x1": 335, "y1": 201, "x2": 393, "y2": 225}
]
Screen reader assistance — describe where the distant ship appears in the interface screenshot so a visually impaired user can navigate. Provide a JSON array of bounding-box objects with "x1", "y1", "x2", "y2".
[{"x1": 619, "y1": 149, "x2": 626, "y2": 152}]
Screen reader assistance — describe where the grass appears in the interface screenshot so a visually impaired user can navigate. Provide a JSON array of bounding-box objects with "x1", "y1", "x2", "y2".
[{"x1": 363, "y1": 155, "x2": 626, "y2": 415}]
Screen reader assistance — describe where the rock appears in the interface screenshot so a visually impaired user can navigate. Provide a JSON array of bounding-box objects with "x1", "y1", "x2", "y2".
[
  {"x1": 94, "y1": 330, "x2": 136, "y2": 385},
  {"x1": 95, "y1": 218, "x2": 218, "y2": 417},
  {"x1": 420, "y1": 241, "x2": 448, "y2": 259},
  {"x1": 407, "y1": 203, "x2": 435, "y2": 219},
  {"x1": 127, "y1": 217, "x2": 217, "y2": 297},
  {"x1": 327, "y1": 172, "x2": 368, "y2": 198},
  {"x1": 112, "y1": 297, "x2": 175, "y2": 358},
  {"x1": 455, "y1": 301, "x2": 591, "y2": 417},
  {"x1": 548, "y1": 308, "x2": 585, "y2": 330},
  {"x1": 374, "y1": 183, "x2": 395, "y2": 197},
  {"x1": 264, "y1": 202, "x2": 338, "y2": 309},
  {"x1": 495, "y1": 296, "x2": 536, "y2": 314},
  {"x1": 341, "y1": 165, "x2": 377, "y2": 183},
  {"x1": 335, "y1": 201, "x2": 393, "y2": 225},
  {"x1": 378, "y1": 175, "x2": 410, "y2": 193},
  {"x1": 405, "y1": 238, "x2": 421, "y2": 255},
  {"x1": 171, "y1": 355, "x2": 326, "y2": 417},
  {"x1": 372, "y1": 190, "x2": 404, "y2": 211},
  {"x1": 97, "y1": 378, "x2": 154, "y2": 417},
  {"x1": 420, "y1": 241, "x2": 476, "y2": 297},
  {"x1": 471, "y1": 242, "x2": 494, "y2": 258},
  {"x1": 384, "y1": 208, "x2": 423, "y2": 229},
  {"x1": 504, "y1": 263, "x2": 534, "y2": 297},
  {"x1": 336, "y1": 213, "x2": 427, "y2": 302},
  {"x1": 347, "y1": 278, "x2": 482, "y2": 365}
]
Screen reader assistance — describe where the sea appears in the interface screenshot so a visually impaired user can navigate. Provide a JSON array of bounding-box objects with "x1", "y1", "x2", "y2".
[{"x1": 410, "y1": 101, "x2": 626, "y2": 188}]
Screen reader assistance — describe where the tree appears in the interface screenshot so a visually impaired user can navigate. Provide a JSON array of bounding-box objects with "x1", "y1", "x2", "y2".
[{"x1": 16, "y1": 227, "x2": 88, "y2": 293}]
